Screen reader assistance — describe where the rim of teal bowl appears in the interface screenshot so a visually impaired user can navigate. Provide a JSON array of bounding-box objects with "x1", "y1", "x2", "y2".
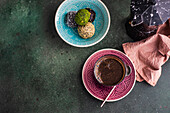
[{"x1": 54, "y1": 0, "x2": 111, "y2": 47}]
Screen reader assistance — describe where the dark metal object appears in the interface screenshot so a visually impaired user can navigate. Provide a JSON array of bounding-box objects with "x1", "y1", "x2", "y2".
[
  {"x1": 126, "y1": 0, "x2": 170, "y2": 41},
  {"x1": 130, "y1": 0, "x2": 170, "y2": 26}
]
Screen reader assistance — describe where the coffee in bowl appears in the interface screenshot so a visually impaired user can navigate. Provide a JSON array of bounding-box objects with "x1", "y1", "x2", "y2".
[{"x1": 94, "y1": 55, "x2": 130, "y2": 86}]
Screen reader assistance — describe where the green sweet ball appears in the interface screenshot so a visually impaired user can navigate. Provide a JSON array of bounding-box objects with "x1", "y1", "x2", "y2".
[{"x1": 74, "y1": 9, "x2": 91, "y2": 26}]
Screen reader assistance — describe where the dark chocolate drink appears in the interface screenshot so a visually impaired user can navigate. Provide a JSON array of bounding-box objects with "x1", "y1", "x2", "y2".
[{"x1": 96, "y1": 56, "x2": 125, "y2": 86}]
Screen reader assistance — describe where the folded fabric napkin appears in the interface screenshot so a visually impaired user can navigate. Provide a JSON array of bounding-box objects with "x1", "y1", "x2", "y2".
[{"x1": 122, "y1": 19, "x2": 170, "y2": 86}]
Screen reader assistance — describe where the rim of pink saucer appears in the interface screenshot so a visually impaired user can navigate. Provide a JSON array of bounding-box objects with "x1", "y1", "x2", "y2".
[{"x1": 82, "y1": 48, "x2": 136, "y2": 102}]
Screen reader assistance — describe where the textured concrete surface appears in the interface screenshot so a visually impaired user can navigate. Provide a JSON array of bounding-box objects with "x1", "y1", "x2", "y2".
[{"x1": 0, "y1": 0, "x2": 169, "y2": 113}]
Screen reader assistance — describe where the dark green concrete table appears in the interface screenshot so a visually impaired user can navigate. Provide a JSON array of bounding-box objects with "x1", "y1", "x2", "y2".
[{"x1": 0, "y1": 0, "x2": 169, "y2": 113}]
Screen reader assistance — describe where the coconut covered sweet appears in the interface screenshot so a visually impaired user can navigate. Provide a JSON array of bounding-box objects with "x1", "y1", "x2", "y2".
[
  {"x1": 66, "y1": 11, "x2": 78, "y2": 28},
  {"x1": 74, "y1": 9, "x2": 91, "y2": 26},
  {"x1": 78, "y1": 22, "x2": 95, "y2": 39}
]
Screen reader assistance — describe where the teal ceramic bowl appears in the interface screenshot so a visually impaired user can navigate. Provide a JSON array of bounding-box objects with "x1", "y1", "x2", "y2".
[{"x1": 55, "y1": 0, "x2": 110, "y2": 47}]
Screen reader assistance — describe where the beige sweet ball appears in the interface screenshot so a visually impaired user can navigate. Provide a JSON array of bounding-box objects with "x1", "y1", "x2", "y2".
[{"x1": 77, "y1": 22, "x2": 95, "y2": 39}]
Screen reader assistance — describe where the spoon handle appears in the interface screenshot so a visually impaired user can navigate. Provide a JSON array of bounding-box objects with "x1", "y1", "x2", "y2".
[{"x1": 100, "y1": 86, "x2": 116, "y2": 107}]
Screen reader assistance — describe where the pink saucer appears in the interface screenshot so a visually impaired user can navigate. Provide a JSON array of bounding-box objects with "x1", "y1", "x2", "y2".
[{"x1": 82, "y1": 49, "x2": 136, "y2": 102}]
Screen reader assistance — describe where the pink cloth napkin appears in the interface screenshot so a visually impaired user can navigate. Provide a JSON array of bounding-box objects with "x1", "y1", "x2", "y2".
[{"x1": 122, "y1": 19, "x2": 170, "y2": 86}]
